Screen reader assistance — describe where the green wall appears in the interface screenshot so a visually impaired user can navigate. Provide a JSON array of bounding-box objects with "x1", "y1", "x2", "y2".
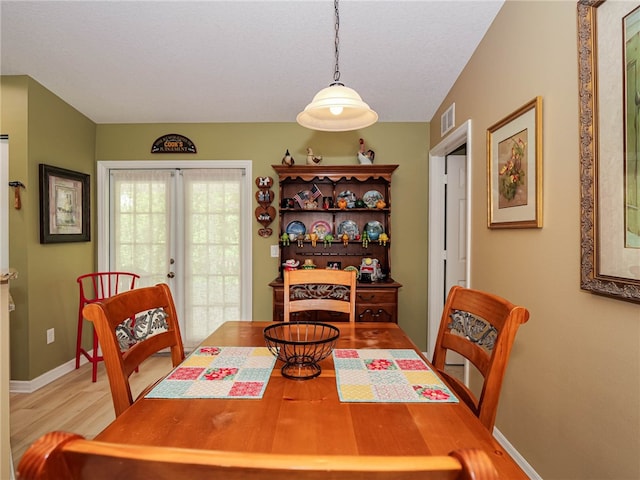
[
  {"x1": 1, "y1": 76, "x2": 96, "y2": 380},
  {"x1": 96, "y1": 123, "x2": 430, "y2": 348},
  {"x1": 2, "y1": 76, "x2": 430, "y2": 381}
]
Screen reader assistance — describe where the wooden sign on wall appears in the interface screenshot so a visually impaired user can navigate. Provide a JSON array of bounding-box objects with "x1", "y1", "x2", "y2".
[{"x1": 151, "y1": 134, "x2": 197, "y2": 153}]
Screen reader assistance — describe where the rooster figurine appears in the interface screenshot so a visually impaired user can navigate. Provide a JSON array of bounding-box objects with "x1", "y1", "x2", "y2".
[
  {"x1": 282, "y1": 149, "x2": 295, "y2": 166},
  {"x1": 306, "y1": 147, "x2": 322, "y2": 165},
  {"x1": 357, "y1": 138, "x2": 375, "y2": 164}
]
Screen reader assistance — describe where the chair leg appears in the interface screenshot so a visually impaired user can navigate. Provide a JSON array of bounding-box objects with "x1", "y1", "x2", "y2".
[
  {"x1": 91, "y1": 327, "x2": 100, "y2": 383},
  {"x1": 75, "y1": 311, "x2": 84, "y2": 370}
]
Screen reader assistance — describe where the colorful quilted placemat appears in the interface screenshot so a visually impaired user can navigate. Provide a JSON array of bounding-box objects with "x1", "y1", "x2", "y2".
[
  {"x1": 333, "y1": 349, "x2": 458, "y2": 403},
  {"x1": 145, "y1": 346, "x2": 276, "y2": 399}
]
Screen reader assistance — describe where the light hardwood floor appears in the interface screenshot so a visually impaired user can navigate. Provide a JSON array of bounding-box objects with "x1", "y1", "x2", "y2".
[
  {"x1": 10, "y1": 355, "x2": 464, "y2": 470},
  {"x1": 10, "y1": 355, "x2": 174, "y2": 470}
]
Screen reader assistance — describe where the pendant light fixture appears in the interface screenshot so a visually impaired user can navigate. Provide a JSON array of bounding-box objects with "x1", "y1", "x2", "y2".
[{"x1": 296, "y1": 0, "x2": 378, "y2": 132}]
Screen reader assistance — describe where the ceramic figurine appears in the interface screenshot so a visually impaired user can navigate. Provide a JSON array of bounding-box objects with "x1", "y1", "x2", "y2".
[
  {"x1": 376, "y1": 198, "x2": 386, "y2": 209},
  {"x1": 361, "y1": 230, "x2": 369, "y2": 248},
  {"x1": 306, "y1": 147, "x2": 322, "y2": 165},
  {"x1": 359, "y1": 257, "x2": 382, "y2": 282},
  {"x1": 378, "y1": 232, "x2": 388, "y2": 246},
  {"x1": 357, "y1": 138, "x2": 375, "y2": 164},
  {"x1": 282, "y1": 149, "x2": 295, "y2": 166},
  {"x1": 283, "y1": 259, "x2": 299, "y2": 271},
  {"x1": 302, "y1": 259, "x2": 317, "y2": 269},
  {"x1": 309, "y1": 232, "x2": 318, "y2": 247},
  {"x1": 280, "y1": 232, "x2": 290, "y2": 246},
  {"x1": 342, "y1": 233, "x2": 349, "y2": 246},
  {"x1": 337, "y1": 197, "x2": 348, "y2": 210},
  {"x1": 324, "y1": 233, "x2": 334, "y2": 247}
]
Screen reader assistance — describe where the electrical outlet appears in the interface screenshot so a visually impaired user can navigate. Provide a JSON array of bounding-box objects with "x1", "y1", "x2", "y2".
[
  {"x1": 46, "y1": 328, "x2": 55, "y2": 344},
  {"x1": 270, "y1": 245, "x2": 279, "y2": 258}
]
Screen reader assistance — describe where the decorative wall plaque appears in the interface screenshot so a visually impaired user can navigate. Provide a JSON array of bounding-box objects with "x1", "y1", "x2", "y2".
[
  {"x1": 255, "y1": 176, "x2": 275, "y2": 237},
  {"x1": 151, "y1": 134, "x2": 197, "y2": 153}
]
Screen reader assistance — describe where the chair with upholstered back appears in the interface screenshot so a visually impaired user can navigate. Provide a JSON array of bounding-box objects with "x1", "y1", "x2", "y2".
[
  {"x1": 82, "y1": 283, "x2": 184, "y2": 417},
  {"x1": 284, "y1": 269, "x2": 357, "y2": 322},
  {"x1": 431, "y1": 285, "x2": 530, "y2": 431},
  {"x1": 75, "y1": 272, "x2": 140, "y2": 382},
  {"x1": 18, "y1": 431, "x2": 499, "y2": 480}
]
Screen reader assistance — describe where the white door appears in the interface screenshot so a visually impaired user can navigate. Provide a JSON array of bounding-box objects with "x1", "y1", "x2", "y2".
[
  {"x1": 445, "y1": 155, "x2": 467, "y2": 295},
  {"x1": 443, "y1": 154, "x2": 467, "y2": 365},
  {"x1": 427, "y1": 121, "x2": 471, "y2": 361},
  {"x1": 97, "y1": 161, "x2": 253, "y2": 349}
]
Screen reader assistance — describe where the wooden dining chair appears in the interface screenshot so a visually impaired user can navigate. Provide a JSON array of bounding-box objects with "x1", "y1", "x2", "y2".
[
  {"x1": 75, "y1": 272, "x2": 140, "y2": 382},
  {"x1": 431, "y1": 285, "x2": 530, "y2": 431},
  {"x1": 18, "y1": 431, "x2": 499, "y2": 480},
  {"x1": 284, "y1": 269, "x2": 357, "y2": 322},
  {"x1": 82, "y1": 283, "x2": 185, "y2": 417}
]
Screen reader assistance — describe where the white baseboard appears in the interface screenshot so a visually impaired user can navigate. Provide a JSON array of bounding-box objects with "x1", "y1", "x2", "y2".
[
  {"x1": 9, "y1": 356, "x2": 88, "y2": 393},
  {"x1": 420, "y1": 352, "x2": 538, "y2": 478},
  {"x1": 493, "y1": 427, "x2": 540, "y2": 479}
]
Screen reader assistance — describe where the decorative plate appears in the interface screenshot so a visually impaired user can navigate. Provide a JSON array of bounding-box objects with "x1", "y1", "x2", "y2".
[
  {"x1": 285, "y1": 220, "x2": 306, "y2": 239},
  {"x1": 337, "y1": 190, "x2": 357, "y2": 209},
  {"x1": 344, "y1": 265, "x2": 360, "y2": 280},
  {"x1": 364, "y1": 221, "x2": 384, "y2": 241},
  {"x1": 337, "y1": 220, "x2": 359, "y2": 240},
  {"x1": 310, "y1": 220, "x2": 332, "y2": 240},
  {"x1": 363, "y1": 190, "x2": 384, "y2": 209}
]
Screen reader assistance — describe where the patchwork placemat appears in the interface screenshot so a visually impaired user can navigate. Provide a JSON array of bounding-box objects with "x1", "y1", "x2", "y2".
[
  {"x1": 333, "y1": 349, "x2": 458, "y2": 403},
  {"x1": 145, "y1": 346, "x2": 276, "y2": 399}
]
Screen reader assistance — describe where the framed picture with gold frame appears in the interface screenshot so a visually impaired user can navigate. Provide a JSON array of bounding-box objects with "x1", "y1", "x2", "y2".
[
  {"x1": 487, "y1": 96, "x2": 543, "y2": 229},
  {"x1": 39, "y1": 164, "x2": 90, "y2": 244},
  {"x1": 578, "y1": 0, "x2": 640, "y2": 303}
]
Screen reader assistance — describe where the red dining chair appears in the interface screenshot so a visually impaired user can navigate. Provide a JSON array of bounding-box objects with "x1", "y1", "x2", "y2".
[{"x1": 75, "y1": 272, "x2": 139, "y2": 382}]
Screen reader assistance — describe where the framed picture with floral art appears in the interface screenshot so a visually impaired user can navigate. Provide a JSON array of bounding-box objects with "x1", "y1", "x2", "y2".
[{"x1": 487, "y1": 96, "x2": 543, "y2": 229}]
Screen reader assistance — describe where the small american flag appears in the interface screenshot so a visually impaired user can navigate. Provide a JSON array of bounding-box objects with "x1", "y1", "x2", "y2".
[
  {"x1": 293, "y1": 191, "x2": 305, "y2": 208},
  {"x1": 310, "y1": 184, "x2": 323, "y2": 200}
]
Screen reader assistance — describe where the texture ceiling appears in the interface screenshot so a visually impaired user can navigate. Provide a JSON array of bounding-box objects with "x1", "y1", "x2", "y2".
[{"x1": 0, "y1": 0, "x2": 504, "y2": 124}]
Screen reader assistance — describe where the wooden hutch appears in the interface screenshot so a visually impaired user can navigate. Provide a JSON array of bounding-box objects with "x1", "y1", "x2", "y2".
[{"x1": 269, "y1": 164, "x2": 401, "y2": 323}]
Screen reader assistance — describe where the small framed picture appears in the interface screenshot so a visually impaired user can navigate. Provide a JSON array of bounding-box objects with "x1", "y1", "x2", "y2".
[
  {"x1": 487, "y1": 97, "x2": 543, "y2": 228},
  {"x1": 39, "y1": 164, "x2": 90, "y2": 243},
  {"x1": 327, "y1": 261, "x2": 341, "y2": 270}
]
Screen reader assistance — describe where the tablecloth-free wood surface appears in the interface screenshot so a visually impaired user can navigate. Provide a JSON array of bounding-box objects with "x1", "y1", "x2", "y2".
[{"x1": 96, "y1": 321, "x2": 527, "y2": 479}]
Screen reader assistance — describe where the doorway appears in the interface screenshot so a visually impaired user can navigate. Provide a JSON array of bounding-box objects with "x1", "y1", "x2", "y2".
[
  {"x1": 427, "y1": 121, "x2": 471, "y2": 362},
  {"x1": 96, "y1": 160, "x2": 253, "y2": 349}
]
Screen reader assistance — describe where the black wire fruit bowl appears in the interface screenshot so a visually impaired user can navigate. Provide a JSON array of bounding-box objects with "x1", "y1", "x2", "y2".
[{"x1": 263, "y1": 321, "x2": 340, "y2": 380}]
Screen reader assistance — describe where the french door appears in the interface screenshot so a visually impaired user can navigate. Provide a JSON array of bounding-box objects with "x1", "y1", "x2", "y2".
[{"x1": 96, "y1": 161, "x2": 253, "y2": 348}]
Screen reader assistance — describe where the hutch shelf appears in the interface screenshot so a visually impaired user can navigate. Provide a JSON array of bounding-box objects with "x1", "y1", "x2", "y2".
[{"x1": 269, "y1": 164, "x2": 401, "y2": 323}]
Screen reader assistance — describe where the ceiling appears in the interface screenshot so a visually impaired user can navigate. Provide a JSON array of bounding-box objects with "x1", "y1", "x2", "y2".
[{"x1": 0, "y1": 0, "x2": 504, "y2": 125}]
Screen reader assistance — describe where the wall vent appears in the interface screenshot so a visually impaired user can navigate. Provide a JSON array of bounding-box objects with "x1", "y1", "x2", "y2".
[{"x1": 441, "y1": 103, "x2": 455, "y2": 136}]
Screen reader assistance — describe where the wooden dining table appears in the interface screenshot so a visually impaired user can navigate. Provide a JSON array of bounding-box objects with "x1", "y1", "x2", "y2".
[{"x1": 95, "y1": 321, "x2": 528, "y2": 478}]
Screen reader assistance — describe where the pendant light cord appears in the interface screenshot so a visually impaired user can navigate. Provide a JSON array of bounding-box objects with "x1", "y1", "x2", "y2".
[{"x1": 333, "y1": 0, "x2": 341, "y2": 84}]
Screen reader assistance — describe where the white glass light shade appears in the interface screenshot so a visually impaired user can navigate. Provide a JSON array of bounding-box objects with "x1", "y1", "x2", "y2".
[{"x1": 296, "y1": 83, "x2": 378, "y2": 132}]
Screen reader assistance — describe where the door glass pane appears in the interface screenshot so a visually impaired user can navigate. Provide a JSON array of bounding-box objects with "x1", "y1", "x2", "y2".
[
  {"x1": 182, "y1": 169, "x2": 244, "y2": 345},
  {"x1": 110, "y1": 169, "x2": 173, "y2": 286}
]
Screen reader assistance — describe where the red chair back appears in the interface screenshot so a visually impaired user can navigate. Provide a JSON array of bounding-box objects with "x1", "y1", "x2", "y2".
[
  {"x1": 76, "y1": 272, "x2": 140, "y2": 382},
  {"x1": 78, "y1": 272, "x2": 140, "y2": 306}
]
